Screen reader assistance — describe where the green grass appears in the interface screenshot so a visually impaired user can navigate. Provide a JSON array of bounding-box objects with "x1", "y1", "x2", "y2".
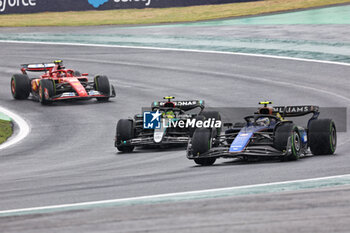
[
  {"x1": 0, "y1": 0, "x2": 350, "y2": 27},
  {"x1": 0, "y1": 120, "x2": 13, "y2": 145}
]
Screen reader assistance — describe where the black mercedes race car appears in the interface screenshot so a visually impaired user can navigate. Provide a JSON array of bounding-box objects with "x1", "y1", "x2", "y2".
[
  {"x1": 115, "y1": 96, "x2": 221, "y2": 152},
  {"x1": 187, "y1": 102, "x2": 337, "y2": 166}
]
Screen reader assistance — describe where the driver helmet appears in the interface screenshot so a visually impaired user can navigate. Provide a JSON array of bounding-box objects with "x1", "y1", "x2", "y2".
[
  {"x1": 256, "y1": 117, "x2": 270, "y2": 126},
  {"x1": 165, "y1": 110, "x2": 175, "y2": 119},
  {"x1": 57, "y1": 71, "x2": 66, "y2": 77}
]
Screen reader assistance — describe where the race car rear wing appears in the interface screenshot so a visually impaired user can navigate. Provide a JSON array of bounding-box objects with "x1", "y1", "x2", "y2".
[
  {"x1": 273, "y1": 105, "x2": 319, "y2": 117},
  {"x1": 21, "y1": 63, "x2": 56, "y2": 73},
  {"x1": 152, "y1": 100, "x2": 205, "y2": 111}
]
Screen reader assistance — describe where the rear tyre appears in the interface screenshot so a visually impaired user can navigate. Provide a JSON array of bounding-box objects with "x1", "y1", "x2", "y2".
[
  {"x1": 11, "y1": 74, "x2": 31, "y2": 100},
  {"x1": 192, "y1": 128, "x2": 216, "y2": 166},
  {"x1": 39, "y1": 79, "x2": 55, "y2": 105},
  {"x1": 309, "y1": 119, "x2": 336, "y2": 155},
  {"x1": 116, "y1": 119, "x2": 135, "y2": 152},
  {"x1": 94, "y1": 75, "x2": 110, "y2": 102},
  {"x1": 274, "y1": 123, "x2": 301, "y2": 161}
]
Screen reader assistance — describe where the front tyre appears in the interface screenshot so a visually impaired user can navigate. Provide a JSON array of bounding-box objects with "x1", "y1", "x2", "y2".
[
  {"x1": 200, "y1": 111, "x2": 222, "y2": 137},
  {"x1": 94, "y1": 75, "x2": 110, "y2": 102},
  {"x1": 189, "y1": 115, "x2": 205, "y2": 137},
  {"x1": 39, "y1": 79, "x2": 55, "y2": 105},
  {"x1": 192, "y1": 128, "x2": 216, "y2": 166},
  {"x1": 274, "y1": 123, "x2": 301, "y2": 161},
  {"x1": 289, "y1": 127, "x2": 302, "y2": 161},
  {"x1": 116, "y1": 119, "x2": 135, "y2": 152},
  {"x1": 309, "y1": 119, "x2": 336, "y2": 155},
  {"x1": 11, "y1": 74, "x2": 31, "y2": 100}
]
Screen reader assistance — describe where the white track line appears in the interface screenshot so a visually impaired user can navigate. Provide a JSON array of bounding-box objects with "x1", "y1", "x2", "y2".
[
  {"x1": 1, "y1": 40, "x2": 350, "y2": 67},
  {"x1": 0, "y1": 106, "x2": 30, "y2": 151},
  {"x1": 0, "y1": 174, "x2": 349, "y2": 216}
]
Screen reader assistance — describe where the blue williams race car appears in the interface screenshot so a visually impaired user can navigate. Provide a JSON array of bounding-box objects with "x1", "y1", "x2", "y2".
[{"x1": 187, "y1": 102, "x2": 337, "y2": 166}]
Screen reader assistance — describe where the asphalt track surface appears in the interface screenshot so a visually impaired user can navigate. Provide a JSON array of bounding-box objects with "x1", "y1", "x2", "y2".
[{"x1": 0, "y1": 41, "x2": 350, "y2": 232}]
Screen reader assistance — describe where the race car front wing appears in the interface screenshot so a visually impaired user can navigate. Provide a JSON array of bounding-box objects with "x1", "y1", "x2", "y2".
[
  {"x1": 187, "y1": 144, "x2": 291, "y2": 159},
  {"x1": 50, "y1": 86, "x2": 116, "y2": 101},
  {"x1": 116, "y1": 136, "x2": 189, "y2": 147}
]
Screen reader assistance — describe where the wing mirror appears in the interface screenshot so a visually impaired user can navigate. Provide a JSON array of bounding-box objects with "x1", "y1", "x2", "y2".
[{"x1": 82, "y1": 73, "x2": 88, "y2": 76}]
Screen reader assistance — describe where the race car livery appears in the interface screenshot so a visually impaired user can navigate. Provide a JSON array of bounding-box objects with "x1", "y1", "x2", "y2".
[
  {"x1": 187, "y1": 102, "x2": 337, "y2": 166},
  {"x1": 10, "y1": 60, "x2": 116, "y2": 105},
  {"x1": 115, "y1": 96, "x2": 221, "y2": 152}
]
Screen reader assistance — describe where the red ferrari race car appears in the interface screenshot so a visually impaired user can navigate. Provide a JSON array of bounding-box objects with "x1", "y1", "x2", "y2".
[{"x1": 10, "y1": 60, "x2": 116, "y2": 105}]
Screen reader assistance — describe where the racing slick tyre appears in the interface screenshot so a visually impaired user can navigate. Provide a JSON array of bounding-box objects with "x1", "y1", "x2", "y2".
[
  {"x1": 116, "y1": 119, "x2": 135, "y2": 152},
  {"x1": 39, "y1": 79, "x2": 55, "y2": 105},
  {"x1": 274, "y1": 123, "x2": 301, "y2": 161},
  {"x1": 189, "y1": 115, "x2": 205, "y2": 137},
  {"x1": 308, "y1": 119, "x2": 336, "y2": 155},
  {"x1": 11, "y1": 74, "x2": 31, "y2": 100},
  {"x1": 94, "y1": 75, "x2": 110, "y2": 102},
  {"x1": 200, "y1": 111, "x2": 222, "y2": 138},
  {"x1": 192, "y1": 128, "x2": 216, "y2": 166}
]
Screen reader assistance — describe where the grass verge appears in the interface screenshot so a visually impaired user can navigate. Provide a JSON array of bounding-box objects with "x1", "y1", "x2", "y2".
[
  {"x1": 0, "y1": 0, "x2": 350, "y2": 27},
  {"x1": 0, "y1": 120, "x2": 13, "y2": 145}
]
